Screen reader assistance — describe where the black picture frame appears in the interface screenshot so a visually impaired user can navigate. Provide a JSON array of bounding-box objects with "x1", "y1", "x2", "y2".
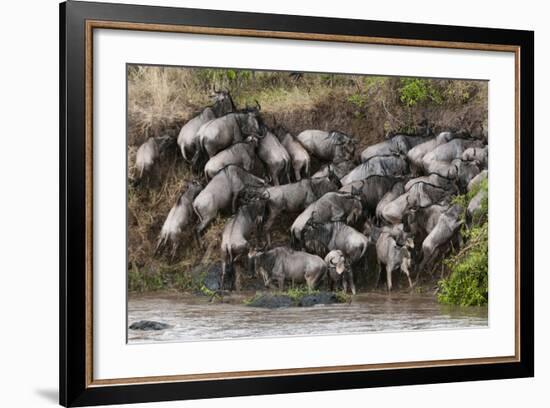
[{"x1": 60, "y1": 1, "x2": 534, "y2": 406}]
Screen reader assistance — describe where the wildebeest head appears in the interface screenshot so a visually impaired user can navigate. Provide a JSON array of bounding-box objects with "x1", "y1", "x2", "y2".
[
  {"x1": 247, "y1": 247, "x2": 271, "y2": 286},
  {"x1": 244, "y1": 134, "x2": 260, "y2": 148},
  {"x1": 325, "y1": 250, "x2": 346, "y2": 275},
  {"x1": 301, "y1": 214, "x2": 332, "y2": 257},
  {"x1": 452, "y1": 159, "x2": 481, "y2": 192},
  {"x1": 327, "y1": 165, "x2": 342, "y2": 189},
  {"x1": 184, "y1": 180, "x2": 204, "y2": 200},
  {"x1": 310, "y1": 169, "x2": 341, "y2": 198},
  {"x1": 210, "y1": 90, "x2": 235, "y2": 117},
  {"x1": 331, "y1": 131, "x2": 356, "y2": 161}
]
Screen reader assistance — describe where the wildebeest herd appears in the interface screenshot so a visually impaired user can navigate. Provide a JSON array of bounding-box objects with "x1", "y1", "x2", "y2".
[{"x1": 134, "y1": 91, "x2": 489, "y2": 295}]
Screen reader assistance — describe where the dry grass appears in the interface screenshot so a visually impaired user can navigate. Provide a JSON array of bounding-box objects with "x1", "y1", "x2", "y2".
[{"x1": 127, "y1": 66, "x2": 488, "y2": 292}]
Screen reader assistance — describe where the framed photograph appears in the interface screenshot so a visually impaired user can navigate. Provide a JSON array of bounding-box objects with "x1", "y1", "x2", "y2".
[{"x1": 60, "y1": 1, "x2": 534, "y2": 406}]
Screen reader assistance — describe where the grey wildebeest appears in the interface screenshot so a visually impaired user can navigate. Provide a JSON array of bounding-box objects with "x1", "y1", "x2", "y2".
[
  {"x1": 290, "y1": 190, "x2": 363, "y2": 247},
  {"x1": 194, "y1": 108, "x2": 264, "y2": 168},
  {"x1": 422, "y1": 138, "x2": 483, "y2": 172},
  {"x1": 274, "y1": 127, "x2": 310, "y2": 181},
  {"x1": 324, "y1": 250, "x2": 355, "y2": 294},
  {"x1": 312, "y1": 160, "x2": 356, "y2": 180},
  {"x1": 467, "y1": 189, "x2": 488, "y2": 226},
  {"x1": 407, "y1": 131, "x2": 458, "y2": 174},
  {"x1": 262, "y1": 171, "x2": 342, "y2": 245},
  {"x1": 301, "y1": 219, "x2": 369, "y2": 284},
  {"x1": 467, "y1": 169, "x2": 488, "y2": 192},
  {"x1": 375, "y1": 181, "x2": 406, "y2": 222},
  {"x1": 340, "y1": 155, "x2": 409, "y2": 186},
  {"x1": 248, "y1": 247, "x2": 327, "y2": 291},
  {"x1": 375, "y1": 231, "x2": 415, "y2": 291},
  {"x1": 296, "y1": 130, "x2": 356, "y2": 162},
  {"x1": 192, "y1": 165, "x2": 267, "y2": 236},
  {"x1": 220, "y1": 197, "x2": 267, "y2": 291},
  {"x1": 462, "y1": 145, "x2": 488, "y2": 169},
  {"x1": 257, "y1": 130, "x2": 291, "y2": 185},
  {"x1": 417, "y1": 204, "x2": 464, "y2": 280},
  {"x1": 380, "y1": 181, "x2": 450, "y2": 225},
  {"x1": 360, "y1": 134, "x2": 425, "y2": 162},
  {"x1": 155, "y1": 181, "x2": 203, "y2": 259},
  {"x1": 177, "y1": 91, "x2": 235, "y2": 162},
  {"x1": 203, "y1": 136, "x2": 258, "y2": 181},
  {"x1": 340, "y1": 175, "x2": 406, "y2": 215},
  {"x1": 135, "y1": 137, "x2": 160, "y2": 183}
]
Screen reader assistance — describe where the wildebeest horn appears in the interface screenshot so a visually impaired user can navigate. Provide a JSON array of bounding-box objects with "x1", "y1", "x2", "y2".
[{"x1": 255, "y1": 100, "x2": 261, "y2": 111}]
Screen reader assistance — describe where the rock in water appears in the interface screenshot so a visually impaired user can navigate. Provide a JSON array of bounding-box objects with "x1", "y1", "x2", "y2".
[
  {"x1": 246, "y1": 294, "x2": 294, "y2": 308},
  {"x1": 298, "y1": 292, "x2": 339, "y2": 307},
  {"x1": 129, "y1": 320, "x2": 171, "y2": 331}
]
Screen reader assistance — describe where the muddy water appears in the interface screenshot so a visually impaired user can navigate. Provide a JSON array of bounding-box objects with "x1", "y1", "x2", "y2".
[{"x1": 128, "y1": 292, "x2": 488, "y2": 343}]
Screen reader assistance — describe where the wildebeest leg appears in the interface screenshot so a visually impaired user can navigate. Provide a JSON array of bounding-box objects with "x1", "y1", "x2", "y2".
[
  {"x1": 294, "y1": 167, "x2": 301, "y2": 182},
  {"x1": 170, "y1": 241, "x2": 179, "y2": 262},
  {"x1": 375, "y1": 262, "x2": 381, "y2": 288},
  {"x1": 220, "y1": 261, "x2": 226, "y2": 290},
  {"x1": 386, "y1": 264, "x2": 393, "y2": 292},
  {"x1": 348, "y1": 270, "x2": 356, "y2": 295},
  {"x1": 278, "y1": 277, "x2": 285, "y2": 291},
  {"x1": 264, "y1": 207, "x2": 279, "y2": 247},
  {"x1": 342, "y1": 277, "x2": 348, "y2": 294},
  {"x1": 235, "y1": 262, "x2": 242, "y2": 292}
]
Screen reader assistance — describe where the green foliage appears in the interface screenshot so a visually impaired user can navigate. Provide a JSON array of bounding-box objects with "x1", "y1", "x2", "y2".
[
  {"x1": 399, "y1": 78, "x2": 443, "y2": 107},
  {"x1": 348, "y1": 93, "x2": 368, "y2": 108},
  {"x1": 439, "y1": 179, "x2": 489, "y2": 306},
  {"x1": 438, "y1": 223, "x2": 488, "y2": 306},
  {"x1": 335, "y1": 290, "x2": 351, "y2": 303},
  {"x1": 283, "y1": 286, "x2": 319, "y2": 301}
]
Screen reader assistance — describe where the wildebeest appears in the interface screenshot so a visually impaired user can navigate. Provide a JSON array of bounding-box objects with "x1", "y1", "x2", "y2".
[
  {"x1": 340, "y1": 175, "x2": 406, "y2": 214},
  {"x1": 296, "y1": 130, "x2": 356, "y2": 162},
  {"x1": 262, "y1": 171, "x2": 342, "y2": 245},
  {"x1": 375, "y1": 181, "x2": 405, "y2": 222},
  {"x1": 135, "y1": 137, "x2": 160, "y2": 183},
  {"x1": 452, "y1": 159, "x2": 481, "y2": 192},
  {"x1": 467, "y1": 169, "x2": 488, "y2": 192},
  {"x1": 274, "y1": 127, "x2": 310, "y2": 181},
  {"x1": 340, "y1": 155, "x2": 409, "y2": 186},
  {"x1": 155, "y1": 181, "x2": 203, "y2": 259},
  {"x1": 324, "y1": 250, "x2": 355, "y2": 294},
  {"x1": 360, "y1": 134, "x2": 425, "y2": 162},
  {"x1": 467, "y1": 189, "x2": 488, "y2": 225},
  {"x1": 220, "y1": 197, "x2": 267, "y2": 291},
  {"x1": 462, "y1": 145, "x2": 488, "y2": 169},
  {"x1": 301, "y1": 219, "x2": 369, "y2": 283},
  {"x1": 312, "y1": 160, "x2": 356, "y2": 180},
  {"x1": 417, "y1": 204, "x2": 464, "y2": 280},
  {"x1": 379, "y1": 180, "x2": 450, "y2": 225},
  {"x1": 248, "y1": 247, "x2": 327, "y2": 291},
  {"x1": 204, "y1": 136, "x2": 258, "y2": 180},
  {"x1": 193, "y1": 165, "x2": 267, "y2": 235},
  {"x1": 195, "y1": 109, "x2": 263, "y2": 164},
  {"x1": 257, "y1": 130, "x2": 291, "y2": 185},
  {"x1": 177, "y1": 91, "x2": 235, "y2": 161},
  {"x1": 422, "y1": 138, "x2": 483, "y2": 171},
  {"x1": 375, "y1": 231, "x2": 414, "y2": 291},
  {"x1": 290, "y1": 191, "x2": 363, "y2": 247},
  {"x1": 407, "y1": 131, "x2": 457, "y2": 173}
]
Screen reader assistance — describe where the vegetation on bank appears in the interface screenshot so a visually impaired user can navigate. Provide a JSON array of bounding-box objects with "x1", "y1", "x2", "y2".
[
  {"x1": 438, "y1": 179, "x2": 489, "y2": 306},
  {"x1": 127, "y1": 65, "x2": 488, "y2": 296}
]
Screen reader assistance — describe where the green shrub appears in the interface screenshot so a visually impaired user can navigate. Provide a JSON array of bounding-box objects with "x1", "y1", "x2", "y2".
[
  {"x1": 399, "y1": 78, "x2": 443, "y2": 107},
  {"x1": 439, "y1": 179, "x2": 489, "y2": 306},
  {"x1": 438, "y1": 223, "x2": 488, "y2": 306}
]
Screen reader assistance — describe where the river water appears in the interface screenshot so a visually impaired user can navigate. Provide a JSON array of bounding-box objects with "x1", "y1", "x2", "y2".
[{"x1": 128, "y1": 292, "x2": 488, "y2": 343}]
